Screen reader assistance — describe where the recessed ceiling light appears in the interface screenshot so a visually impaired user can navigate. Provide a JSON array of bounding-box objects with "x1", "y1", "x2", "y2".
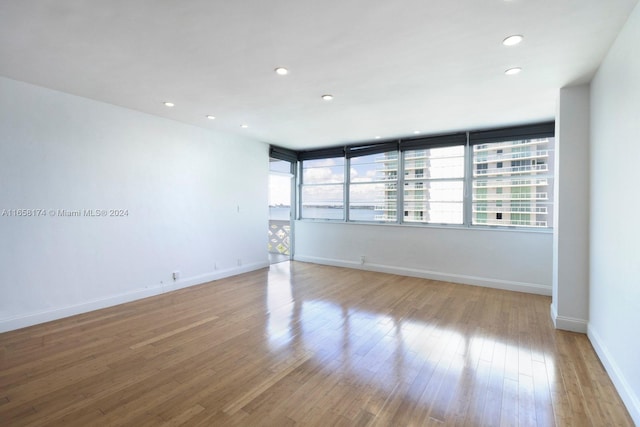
[
  {"x1": 503, "y1": 35, "x2": 524, "y2": 46},
  {"x1": 374, "y1": 136, "x2": 381, "y2": 139},
  {"x1": 275, "y1": 67, "x2": 289, "y2": 75},
  {"x1": 505, "y1": 67, "x2": 522, "y2": 75},
  {"x1": 163, "y1": 101, "x2": 175, "y2": 107},
  {"x1": 241, "y1": 124, "x2": 249, "y2": 128},
  {"x1": 413, "y1": 130, "x2": 421, "y2": 135},
  {"x1": 206, "y1": 115, "x2": 216, "y2": 120},
  {"x1": 321, "y1": 94, "x2": 333, "y2": 101}
]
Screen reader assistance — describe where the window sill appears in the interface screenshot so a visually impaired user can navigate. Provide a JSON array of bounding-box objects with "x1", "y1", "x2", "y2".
[{"x1": 295, "y1": 218, "x2": 553, "y2": 234}]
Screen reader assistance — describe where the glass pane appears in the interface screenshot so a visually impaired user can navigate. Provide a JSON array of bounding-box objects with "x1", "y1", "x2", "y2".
[
  {"x1": 269, "y1": 159, "x2": 291, "y2": 174},
  {"x1": 350, "y1": 152, "x2": 398, "y2": 182},
  {"x1": 301, "y1": 185, "x2": 344, "y2": 220},
  {"x1": 404, "y1": 202, "x2": 463, "y2": 224},
  {"x1": 473, "y1": 137, "x2": 554, "y2": 178},
  {"x1": 404, "y1": 180, "x2": 463, "y2": 202},
  {"x1": 473, "y1": 177, "x2": 552, "y2": 202},
  {"x1": 472, "y1": 137, "x2": 554, "y2": 228},
  {"x1": 350, "y1": 182, "x2": 397, "y2": 222},
  {"x1": 404, "y1": 146, "x2": 464, "y2": 179},
  {"x1": 302, "y1": 158, "x2": 344, "y2": 184},
  {"x1": 403, "y1": 180, "x2": 463, "y2": 224},
  {"x1": 472, "y1": 201, "x2": 551, "y2": 227}
]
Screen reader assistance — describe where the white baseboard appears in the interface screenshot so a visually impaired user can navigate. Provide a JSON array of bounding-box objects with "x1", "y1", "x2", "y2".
[
  {"x1": 549, "y1": 303, "x2": 588, "y2": 333},
  {"x1": 169, "y1": 262, "x2": 269, "y2": 292},
  {"x1": 294, "y1": 255, "x2": 551, "y2": 296},
  {"x1": 588, "y1": 325, "x2": 640, "y2": 425},
  {"x1": 0, "y1": 261, "x2": 269, "y2": 333}
]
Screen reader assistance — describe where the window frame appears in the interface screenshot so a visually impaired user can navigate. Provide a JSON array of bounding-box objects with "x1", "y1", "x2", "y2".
[
  {"x1": 469, "y1": 139, "x2": 555, "y2": 229},
  {"x1": 401, "y1": 145, "x2": 466, "y2": 225},
  {"x1": 347, "y1": 149, "x2": 400, "y2": 223},
  {"x1": 299, "y1": 155, "x2": 347, "y2": 221},
  {"x1": 469, "y1": 122, "x2": 555, "y2": 229}
]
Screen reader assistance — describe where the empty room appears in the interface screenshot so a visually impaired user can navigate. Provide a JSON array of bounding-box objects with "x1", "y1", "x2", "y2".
[{"x1": 1, "y1": 1, "x2": 639, "y2": 426}]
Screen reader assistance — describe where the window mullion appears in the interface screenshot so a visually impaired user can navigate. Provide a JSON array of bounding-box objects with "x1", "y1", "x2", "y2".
[
  {"x1": 464, "y1": 132, "x2": 473, "y2": 226},
  {"x1": 398, "y1": 149, "x2": 405, "y2": 224},
  {"x1": 298, "y1": 161, "x2": 304, "y2": 220},
  {"x1": 344, "y1": 157, "x2": 350, "y2": 222}
]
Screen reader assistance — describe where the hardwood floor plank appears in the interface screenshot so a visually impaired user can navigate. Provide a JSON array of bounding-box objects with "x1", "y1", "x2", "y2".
[
  {"x1": 223, "y1": 351, "x2": 312, "y2": 415},
  {"x1": 500, "y1": 377, "x2": 520, "y2": 427},
  {"x1": 421, "y1": 333, "x2": 467, "y2": 424},
  {"x1": 532, "y1": 359, "x2": 555, "y2": 427},
  {"x1": 129, "y1": 315, "x2": 219, "y2": 349},
  {"x1": 0, "y1": 261, "x2": 633, "y2": 426},
  {"x1": 479, "y1": 341, "x2": 506, "y2": 426}
]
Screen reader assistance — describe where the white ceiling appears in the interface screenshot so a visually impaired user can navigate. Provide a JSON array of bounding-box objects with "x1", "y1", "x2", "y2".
[{"x1": 0, "y1": 0, "x2": 637, "y2": 150}]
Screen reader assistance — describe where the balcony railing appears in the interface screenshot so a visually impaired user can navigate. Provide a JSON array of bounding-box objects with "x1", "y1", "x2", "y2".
[
  {"x1": 268, "y1": 220, "x2": 290, "y2": 255},
  {"x1": 473, "y1": 150, "x2": 550, "y2": 164},
  {"x1": 472, "y1": 206, "x2": 548, "y2": 214},
  {"x1": 475, "y1": 164, "x2": 548, "y2": 176},
  {"x1": 474, "y1": 219, "x2": 548, "y2": 227},
  {"x1": 473, "y1": 139, "x2": 550, "y2": 153},
  {"x1": 474, "y1": 192, "x2": 548, "y2": 201},
  {"x1": 374, "y1": 204, "x2": 398, "y2": 211},
  {"x1": 473, "y1": 179, "x2": 549, "y2": 188}
]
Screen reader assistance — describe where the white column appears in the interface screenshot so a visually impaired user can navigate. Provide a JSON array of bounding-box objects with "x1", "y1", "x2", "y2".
[{"x1": 551, "y1": 84, "x2": 590, "y2": 332}]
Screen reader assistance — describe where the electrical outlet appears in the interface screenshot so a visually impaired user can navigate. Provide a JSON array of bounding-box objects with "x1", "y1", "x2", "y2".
[
  {"x1": 214, "y1": 262, "x2": 217, "y2": 270},
  {"x1": 172, "y1": 271, "x2": 180, "y2": 281},
  {"x1": 237, "y1": 258, "x2": 242, "y2": 266},
  {"x1": 360, "y1": 255, "x2": 365, "y2": 265}
]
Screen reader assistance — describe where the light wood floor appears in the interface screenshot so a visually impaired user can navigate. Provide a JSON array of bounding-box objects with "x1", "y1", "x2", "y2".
[{"x1": 0, "y1": 262, "x2": 633, "y2": 426}]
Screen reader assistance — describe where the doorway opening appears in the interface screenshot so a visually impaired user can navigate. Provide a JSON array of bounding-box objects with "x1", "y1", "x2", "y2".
[{"x1": 269, "y1": 158, "x2": 294, "y2": 264}]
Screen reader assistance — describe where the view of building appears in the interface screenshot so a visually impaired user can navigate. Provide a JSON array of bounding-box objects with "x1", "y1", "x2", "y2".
[
  {"x1": 374, "y1": 138, "x2": 555, "y2": 228},
  {"x1": 401, "y1": 146, "x2": 465, "y2": 224},
  {"x1": 375, "y1": 145, "x2": 465, "y2": 224},
  {"x1": 472, "y1": 138, "x2": 554, "y2": 228}
]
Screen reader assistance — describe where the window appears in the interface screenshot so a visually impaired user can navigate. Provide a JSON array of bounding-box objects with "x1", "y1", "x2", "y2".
[
  {"x1": 300, "y1": 157, "x2": 345, "y2": 220},
  {"x1": 349, "y1": 151, "x2": 398, "y2": 222},
  {"x1": 471, "y1": 138, "x2": 554, "y2": 228},
  {"x1": 288, "y1": 121, "x2": 555, "y2": 230},
  {"x1": 403, "y1": 145, "x2": 465, "y2": 224}
]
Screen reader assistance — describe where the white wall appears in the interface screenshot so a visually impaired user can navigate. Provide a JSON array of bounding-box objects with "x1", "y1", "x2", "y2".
[
  {"x1": 551, "y1": 85, "x2": 590, "y2": 333},
  {"x1": 295, "y1": 222, "x2": 552, "y2": 295},
  {"x1": 589, "y1": 2, "x2": 640, "y2": 423},
  {"x1": 0, "y1": 76, "x2": 269, "y2": 332}
]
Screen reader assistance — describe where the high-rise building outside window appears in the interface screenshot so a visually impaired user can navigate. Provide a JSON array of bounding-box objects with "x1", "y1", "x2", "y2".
[
  {"x1": 402, "y1": 145, "x2": 465, "y2": 224},
  {"x1": 471, "y1": 137, "x2": 555, "y2": 228},
  {"x1": 350, "y1": 151, "x2": 398, "y2": 221}
]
